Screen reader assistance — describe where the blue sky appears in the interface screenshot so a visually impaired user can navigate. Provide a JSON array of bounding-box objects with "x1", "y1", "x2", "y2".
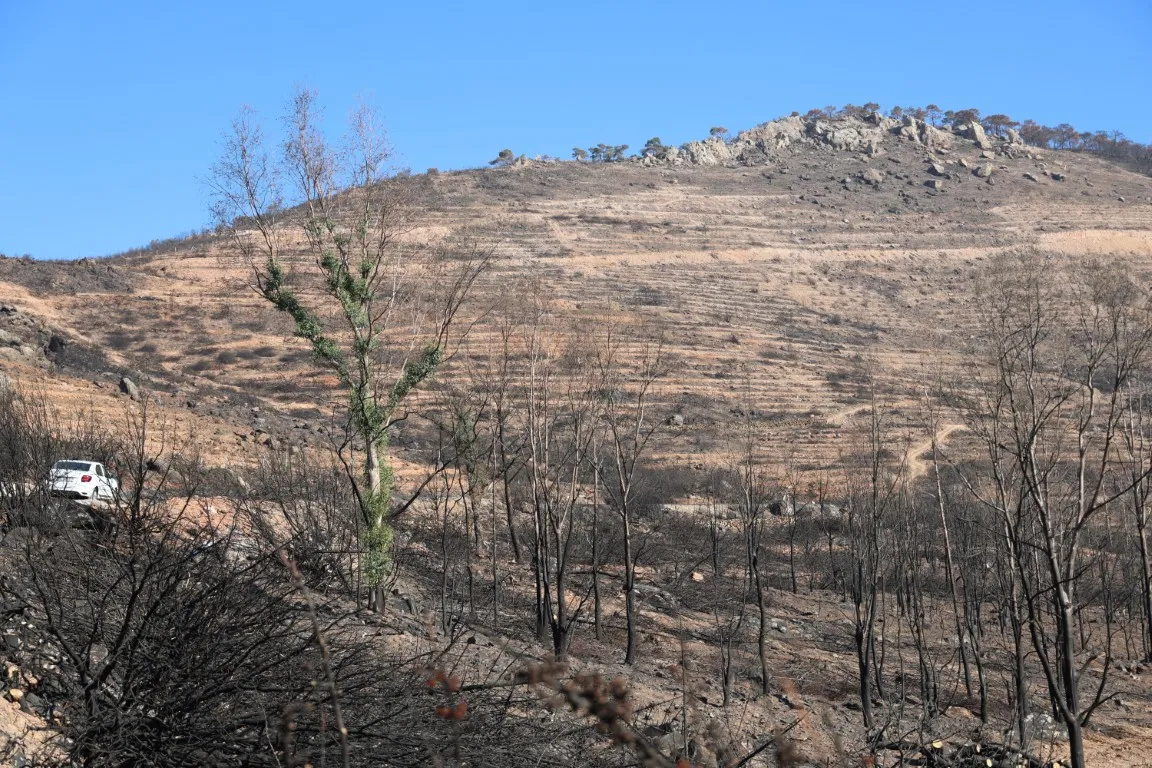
[{"x1": 1, "y1": 0, "x2": 1149, "y2": 260}]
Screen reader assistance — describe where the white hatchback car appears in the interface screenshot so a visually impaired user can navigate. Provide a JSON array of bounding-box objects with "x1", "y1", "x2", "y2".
[{"x1": 48, "y1": 460, "x2": 119, "y2": 503}]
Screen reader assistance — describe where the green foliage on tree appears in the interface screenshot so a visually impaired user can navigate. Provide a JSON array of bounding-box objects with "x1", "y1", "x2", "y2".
[
  {"x1": 210, "y1": 89, "x2": 489, "y2": 610},
  {"x1": 490, "y1": 148, "x2": 515, "y2": 166},
  {"x1": 572, "y1": 147, "x2": 588, "y2": 161},
  {"x1": 642, "y1": 137, "x2": 667, "y2": 159}
]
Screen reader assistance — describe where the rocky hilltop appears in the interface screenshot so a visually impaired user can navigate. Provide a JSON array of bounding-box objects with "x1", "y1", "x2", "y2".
[{"x1": 650, "y1": 112, "x2": 1005, "y2": 166}]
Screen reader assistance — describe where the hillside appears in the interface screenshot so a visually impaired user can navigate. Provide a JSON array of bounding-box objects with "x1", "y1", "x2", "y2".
[
  {"x1": 3, "y1": 113, "x2": 1152, "y2": 767},
  {"x1": 2, "y1": 115, "x2": 1150, "y2": 475}
]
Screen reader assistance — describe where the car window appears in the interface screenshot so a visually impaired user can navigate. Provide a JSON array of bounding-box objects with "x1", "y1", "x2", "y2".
[
  {"x1": 54, "y1": 461, "x2": 92, "y2": 472},
  {"x1": 95, "y1": 465, "x2": 104, "y2": 477}
]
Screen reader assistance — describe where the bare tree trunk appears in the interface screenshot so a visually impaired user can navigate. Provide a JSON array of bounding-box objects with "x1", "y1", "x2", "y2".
[
  {"x1": 623, "y1": 514, "x2": 637, "y2": 665},
  {"x1": 930, "y1": 440, "x2": 973, "y2": 698},
  {"x1": 592, "y1": 443, "x2": 602, "y2": 641},
  {"x1": 1139, "y1": 508, "x2": 1152, "y2": 662},
  {"x1": 366, "y1": 438, "x2": 385, "y2": 613},
  {"x1": 491, "y1": 445, "x2": 499, "y2": 626},
  {"x1": 753, "y1": 550, "x2": 769, "y2": 696},
  {"x1": 498, "y1": 416, "x2": 521, "y2": 563}
]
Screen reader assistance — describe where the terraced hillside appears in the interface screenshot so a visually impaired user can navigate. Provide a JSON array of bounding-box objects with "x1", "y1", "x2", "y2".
[{"x1": 2, "y1": 118, "x2": 1150, "y2": 483}]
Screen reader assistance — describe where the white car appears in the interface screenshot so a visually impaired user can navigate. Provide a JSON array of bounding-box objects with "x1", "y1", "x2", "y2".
[{"x1": 48, "y1": 460, "x2": 119, "y2": 503}]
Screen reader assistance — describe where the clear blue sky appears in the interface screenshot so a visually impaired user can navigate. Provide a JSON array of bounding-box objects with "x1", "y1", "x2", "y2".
[{"x1": 1, "y1": 0, "x2": 1149, "y2": 261}]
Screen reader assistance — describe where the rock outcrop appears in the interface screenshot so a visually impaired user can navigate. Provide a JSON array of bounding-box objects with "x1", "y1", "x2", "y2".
[
  {"x1": 896, "y1": 117, "x2": 954, "y2": 150},
  {"x1": 641, "y1": 111, "x2": 1020, "y2": 169},
  {"x1": 808, "y1": 118, "x2": 885, "y2": 152},
  {"x1": 679, "y1": 136, "x2": 733, "y2": 166}
]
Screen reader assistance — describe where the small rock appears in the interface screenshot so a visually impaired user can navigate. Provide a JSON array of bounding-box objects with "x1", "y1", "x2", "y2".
[
  {"x1": 973, "y1": 164, "x2": 995, "y2": 178},
  {"x1": 1023, "y1": 172, "x2": 1039, "y2": 182},
  {"x1": 1051, "y1": 172, "x2": 1066, "y2": 181},
  {"x1": 859, "y1": 168, "x2": 884, "y2": 186},
  {"x1": 690, "y1": 571, "x2": 705, "y2": 583},
  {"x1": 7, "y1": 688, "x2": 23, "y2": 703},
  {"x1": 926, "y1": 179, "x2": 944, "y2": 192},
  {"x1": 668, "y1": 414, "x2": 685, "y2": 427},
  {"x1": 957, "y1": 158, "x2": 970, "y2": 168}
]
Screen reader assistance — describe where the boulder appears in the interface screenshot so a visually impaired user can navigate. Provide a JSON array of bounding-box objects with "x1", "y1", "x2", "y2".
[
  {"x1": 770, "y1": 496, "x2": 794, "y2": 516},
  {"x1": 46, "y1": 335, "x2": 67, "y2": 354},
  {"x1": 859, "y1": 168, "x2": 884, "y2": 186},
  {"x1": 634, "y1": 583, "x2": 676, "y2": 609},
  {"x1": 926, "y1": 179, "x2": 944, "y2": 192},
  {"x1": 922, "y1": 123, "x2": 955, "y2": 150},
  {"x1": 973, "y1": 163, "x2": 995, "y2": 178},
  {"x1": 796, "y1": 502, "x2": 819, "y2": 518},
  {"x1": 119, "y1": 376, "x2": 139, "y2": 400},
  {"x1": 893, "y1": 117, "x2": 953, "y2": 150},
  {"x1": 667, "y1": 414, "x2": 685, "y2": 427},
  {"x1": 957, "y1": 158, "x2": 971, "y2": 168},
  {"x1": 1006, "y1": 127, "x2": 1024, "y2": 145},
  {"x1": 1023, "y1": 172, "x2": 1040, "y2": 182},
  {"x1": 928, "y1": 162, "x2": 948, "y2": 176},
  {"x1": 390, "y1": 589, "x2": 418, "y2": 614},
  {"x1": 897, "y1": 116, "x2": 922, "y2": 143},
  {"x1": 1050, "y1": 172, "x2": 1067, "y2": 181},
  {"x1": 965, "y1": 122, "x2": 993, "y2": 150}
]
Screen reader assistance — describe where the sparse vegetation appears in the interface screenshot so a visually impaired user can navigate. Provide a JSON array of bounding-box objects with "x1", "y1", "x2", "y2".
[{"x1": 4, "y1": 100, "x2": 1152, "y2": 768}]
